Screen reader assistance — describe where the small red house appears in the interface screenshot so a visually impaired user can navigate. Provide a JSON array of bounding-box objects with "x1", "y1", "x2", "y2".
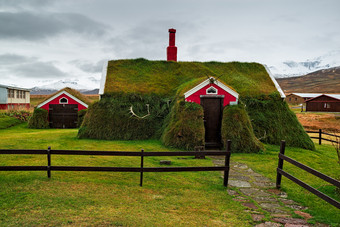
[
  {"x1": 306, "y1": 94, "x2": 340, "y2": 112},
  {"x1": 184, "y1": 77, "x2": 239, "y2": 148},
  {"x1": 37, "y1": 88, "x2": 88, "y2": 128}
]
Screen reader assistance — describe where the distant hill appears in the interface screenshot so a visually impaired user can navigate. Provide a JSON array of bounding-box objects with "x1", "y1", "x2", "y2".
[
  {"x1": 30, "y1": 88, "x2": 99, "y2": 95},
  {"x1": 276, "y1": 66, "x2": 340, "y2": 93}
]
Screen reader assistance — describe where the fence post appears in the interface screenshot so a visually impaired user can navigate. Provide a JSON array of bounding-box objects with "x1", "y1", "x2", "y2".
[
  {"x1": 319, "y1": 129, "x2": 322, "y2": 145},
  {"x1": 276, "y1": 140, "x2": 286, "y2": 189},
  {"x1": 224, "y1": 140, "x2": 231, "y2": 187},
  {"x1": 140, "y1": 149, "x2": 144, "y2": 187},
  {"x1": 47, "y1": 146, "x2": 51, "y2": 178}
]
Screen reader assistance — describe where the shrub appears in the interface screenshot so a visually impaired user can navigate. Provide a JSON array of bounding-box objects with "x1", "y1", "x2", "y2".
[
  {"x1": 4, "y1": 110, "x2": 32, "y2": 122},
  {"x1": 221, "y1": 104, "x2": 263, "y2": 153},
  {"x1": 28, "y1": 108, "x2": 49, "y2": 129},
  {"x1": 162, "y1": 99, "x2": 204, "y2": 150},
  {"x1": 242, "y1": 93, "x2": 315, "y2": 150}
]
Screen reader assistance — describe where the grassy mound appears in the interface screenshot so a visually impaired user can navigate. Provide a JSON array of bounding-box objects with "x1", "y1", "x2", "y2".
[
  {"x1": 221, "y1": 104, "x2": 263, "y2": 153},
  {"x1": 78, "y1": 93, "x2": 170, "y2": 140},
  {"x1": 28, "y1": 108, "x2": 49, "y2": 129},
  {"x1": 105, "y1": 59, "x2": 276, "y2": 97},
  {"x1": 162, "y1": 99, "x2": 204, "y2": 150},
  {"x1": 0, "y1": 115, "x2": 22, "y2": 129},
  {"x1": 243, "y1": 93, "x2": 315, "y2": 150}
]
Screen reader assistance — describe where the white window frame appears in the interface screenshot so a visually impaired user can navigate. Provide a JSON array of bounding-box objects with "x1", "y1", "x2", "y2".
[
  {"x1": 206, "y1": 86, "x2": 218, "y2": 94},
  {"x1": 59, "y1": 97, "x2": 68, "y2": 104}
]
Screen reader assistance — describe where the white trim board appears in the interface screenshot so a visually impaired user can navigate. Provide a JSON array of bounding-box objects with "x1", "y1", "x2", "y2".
[
  {"x1": 184, "y1": 77, "x2": 239, "y2": 99},
  {"x1": 37, "y1": 91, "x2": 88, "y2": 109},
  {"x1": 263, "y1": 64, "x2": 286, "y2": 98},
  {"x1": 99, "y1": 60, "x2": 108, "y2": 95}
]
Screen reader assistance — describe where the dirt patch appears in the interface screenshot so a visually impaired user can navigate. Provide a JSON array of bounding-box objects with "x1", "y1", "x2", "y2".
[{"x1": 296, "y1": 112, "x2": 340, "y2": 132}]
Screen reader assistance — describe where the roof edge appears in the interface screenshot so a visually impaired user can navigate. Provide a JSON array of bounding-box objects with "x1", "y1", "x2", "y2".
[
  {"x1": 184, "y1": 77, "x2": 239, "y2": 99},
  {"x1": 37, "y1": 90, "x2": 89, "y2": 109},
  {"x1": 263, "y1": 64, "x2": 286, "y2": 98},
  {"x1": 99, "y1": 60, "x2": 108, "y2": 95}
]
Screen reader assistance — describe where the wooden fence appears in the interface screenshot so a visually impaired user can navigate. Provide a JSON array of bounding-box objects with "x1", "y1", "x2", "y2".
[
  {"x1": 306, "y1": 129, "x2": 339, "y2": 145},
  {"x1": 276, "y1": 140, "x2": 340, "y2": 209},
  {"x1": 0, "y1": 141, "x2": 232, "y2": 187}
]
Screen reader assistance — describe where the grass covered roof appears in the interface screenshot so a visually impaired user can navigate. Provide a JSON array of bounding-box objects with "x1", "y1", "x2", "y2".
[{"x1": 104, "y1": 59, "x2": 277, "y2": 97}]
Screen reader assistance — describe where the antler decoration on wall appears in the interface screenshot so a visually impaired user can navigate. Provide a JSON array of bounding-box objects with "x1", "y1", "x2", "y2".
[{"x1": 129, "y1": 104, "x2": 150, "y2": 119}]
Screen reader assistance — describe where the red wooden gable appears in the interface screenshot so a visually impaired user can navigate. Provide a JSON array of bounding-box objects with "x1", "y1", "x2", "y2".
[
  {"x1": 184, "y1": 78, "x2": 239, "y2": 106},
  {"x1": 37, "y1": 91, "x2": 88, "y2": 112}
]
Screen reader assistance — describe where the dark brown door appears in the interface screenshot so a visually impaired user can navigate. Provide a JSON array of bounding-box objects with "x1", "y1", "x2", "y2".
[
  {"x1": 49, "y1": 104, "x2": 78, "y2": 128},
  {"x1": 201, "y1": 97, "x2": 223, "y2": 149}
]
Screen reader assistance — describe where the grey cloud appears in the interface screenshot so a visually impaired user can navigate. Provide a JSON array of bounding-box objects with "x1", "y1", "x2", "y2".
[
  {"x1": 14, "y1": 62, "x2": 66, "y2": 78},
  {"x1": 106, "y1": 20, "x2": 200, "y2": 59},
  {"x1": 0, "y1": 54, "x2": 37, "y2": 65},
  {"x1": 0, "y1": 0, "x2": 53, "y2": 10},
  {"x1": 71, "y1": 60, "x2": 105, "y2": 73},
  {"x1": 0, "y1": 53, "x2": 66, "y2": 79},
  {"x1": 0, "y1": 11, "x2": 110, "y2": 40}
]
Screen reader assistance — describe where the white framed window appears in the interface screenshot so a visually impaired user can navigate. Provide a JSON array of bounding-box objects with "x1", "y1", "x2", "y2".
[
  {"x1": 206, "y1": 86, "x2": 218, "y2": 94},
  {"x1": 324, "y1": 103, "x2": 330, "y2": 108},
  {"x1": 59, "y1": 97, "x2": 68, "y2": 104}
]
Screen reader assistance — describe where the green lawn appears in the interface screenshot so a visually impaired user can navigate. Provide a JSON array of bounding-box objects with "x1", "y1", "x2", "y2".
[
  {"x1": 0, "y1": 115, "x2": 21, "y2": 129},
  {"x1": 0, "y1": 123, "x2": 339, "y2": 226},
  {"x1": 0, "y1": 124, "x2": 250, "y2": 226}
]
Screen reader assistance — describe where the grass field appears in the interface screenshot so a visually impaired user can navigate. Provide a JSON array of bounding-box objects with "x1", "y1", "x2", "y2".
[
  {"x1": 0, "y1": 123, "x2": 339, "y2": 226},
  {"x1": 0, "y1": 123, "x2": 250, "y2": 226}
]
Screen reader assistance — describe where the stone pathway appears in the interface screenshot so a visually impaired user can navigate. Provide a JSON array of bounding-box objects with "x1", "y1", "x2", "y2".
[{"x1": 210, "y1": 157, "x2": 329, "y2": 227}]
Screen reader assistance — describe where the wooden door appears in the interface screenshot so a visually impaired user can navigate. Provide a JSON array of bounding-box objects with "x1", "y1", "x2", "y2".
[
  {"x1": 201, "y1": 97, "x2": 223, "y2": 149},
  {"x1": 49, "y1": 104, "x2": 78, "y2": 128}
]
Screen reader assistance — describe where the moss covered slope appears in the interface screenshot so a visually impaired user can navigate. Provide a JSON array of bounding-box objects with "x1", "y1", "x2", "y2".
[
  {"x1": 104, "y1": 59, "x2": 276, "y2": 97},
  {"x1": 242, "y1": 94, "x2": 315, "y2": 150},
  {"x1": 221, "y1": 104, "x2": 263, "y2": 153}
]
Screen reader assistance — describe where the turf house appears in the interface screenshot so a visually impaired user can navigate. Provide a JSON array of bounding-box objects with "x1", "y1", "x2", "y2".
[
  {"x1": 29, "y1": 87, "x2": 89, "y2": 129},
  {"x1": 78, "y1": 29, "x2": 314, "y2": 152}
]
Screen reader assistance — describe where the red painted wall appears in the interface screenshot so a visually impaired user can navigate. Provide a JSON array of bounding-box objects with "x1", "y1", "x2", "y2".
[
  {"x1": 167, "y1": 28, "x2": 177, "y2": 61},
  {"x1": 185, "y1": 83, "x2": 237, "y2": 107},
  {"x1": 39, "y1": 93, "x2": 87, "y2": 112},
  {"x1": 0, "y1": 103, "x2": 30, "y2": 110}
]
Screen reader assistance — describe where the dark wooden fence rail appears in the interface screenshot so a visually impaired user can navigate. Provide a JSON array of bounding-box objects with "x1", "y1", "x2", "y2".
[
  {"x1": 306, "y1": 129, "x2": 339, "y2": 145},
  {"x1": 0, "y1": 140, "x2": 232, "y2": 187},
  {"x1": 276, "y1": 140, "x2": 340, "y2": 209}
]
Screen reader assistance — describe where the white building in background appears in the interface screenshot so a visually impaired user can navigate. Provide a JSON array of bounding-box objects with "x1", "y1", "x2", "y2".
[{"x1": 0, "y1": 84, "x2": 30, "y2": 110}]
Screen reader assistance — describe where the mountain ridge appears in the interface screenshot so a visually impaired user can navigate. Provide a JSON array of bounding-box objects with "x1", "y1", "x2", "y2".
[{"x1": 276, "y1": 66, "x2": 340, "y2": 94}]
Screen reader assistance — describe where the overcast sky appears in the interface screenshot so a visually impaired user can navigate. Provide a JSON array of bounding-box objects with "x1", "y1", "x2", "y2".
[{"x1": 0, "y1": 0, "x2": 339, "y2": 89}]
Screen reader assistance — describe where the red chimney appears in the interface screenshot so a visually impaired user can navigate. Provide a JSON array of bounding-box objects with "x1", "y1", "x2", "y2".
[{"x1": 167, "y1": 28, "x2": 177, "y2": 61}]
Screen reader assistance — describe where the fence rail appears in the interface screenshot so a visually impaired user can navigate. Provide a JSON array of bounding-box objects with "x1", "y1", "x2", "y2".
[
  {"x1": 0, "y1": 141, "x2": 232, "y2": 187},
  {"x1": 306, "y1": 129, "x2": 339, "y2": 145},
  {"x1": 276, "y1": 140, "x2": 340, "y2": 209}
]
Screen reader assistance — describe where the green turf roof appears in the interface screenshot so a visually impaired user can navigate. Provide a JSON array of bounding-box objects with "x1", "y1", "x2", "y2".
[{"x1": 104, "y1": 58, "x2": 277, "y2": 97}]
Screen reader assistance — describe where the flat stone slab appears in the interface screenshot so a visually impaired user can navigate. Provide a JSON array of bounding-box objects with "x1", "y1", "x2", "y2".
[
  {"x1": 228, "y1": 180, "x2": 251, "y2": 188},
  {"x1": 227, "y1": 189, "x2": 239, "y2": 196},
  {"x1": 255, "y1": 222, "x2": 281, "y2": 227},
  {"x1": 242, "y1": 202, "x2": 258, "y2": 209},
  {"x1": 240, "y1": 188, "x2": 259, "y2": 196},
  {"x1": 251, "y1": 214, "x2": 265, "y2": 222},
  {"x1": 294, "y1": 211, "x2": 312, "y2": 220},
  {"x1": 272, "y1": 217, "x2": 308, "y2": 225},
  {"x1": 259, "y1": 203, "x2": 283, "y2": 209},
  {"x1": 229, "y1": 175, "x2": 251, "y2": 181},
  {"x1": 286, "y1": 204, "x2": 308, "y2": 210},
  {"x1": 253, "y1": 196, "x2": 277, "y2": 202},
  {"x1": 253, "y1": 181, "x2": 276, "y2": 188}
]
